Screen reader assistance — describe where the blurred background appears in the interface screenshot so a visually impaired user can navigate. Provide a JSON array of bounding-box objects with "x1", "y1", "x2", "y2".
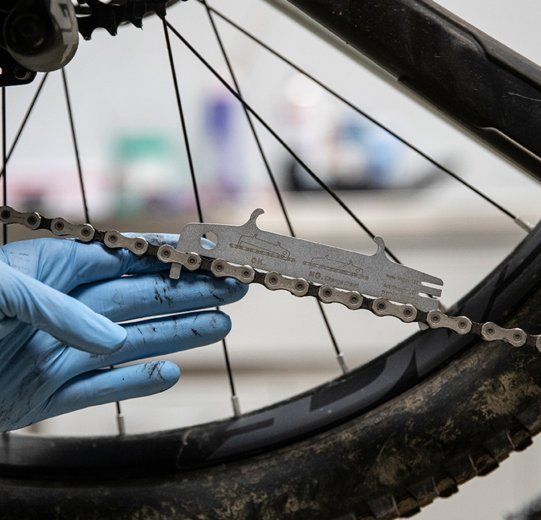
[{"x1": 2, "y1": 0, "x2": 541, "y2": 518}]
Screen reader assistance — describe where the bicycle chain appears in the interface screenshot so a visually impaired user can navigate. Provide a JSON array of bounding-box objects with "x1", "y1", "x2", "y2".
[{"x1": 2, "y1": 205, "x2": 540, "y2": 351}]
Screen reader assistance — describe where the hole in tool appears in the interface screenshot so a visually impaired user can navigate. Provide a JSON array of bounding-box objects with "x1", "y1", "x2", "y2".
[{"x1": 201, "y1": 231, "x2": 218, "y2": 250}]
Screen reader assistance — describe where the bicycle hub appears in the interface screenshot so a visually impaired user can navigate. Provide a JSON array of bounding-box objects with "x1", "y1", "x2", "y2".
[{"x1": 0, "y1": 0, "x2": 78, "y2": 87}]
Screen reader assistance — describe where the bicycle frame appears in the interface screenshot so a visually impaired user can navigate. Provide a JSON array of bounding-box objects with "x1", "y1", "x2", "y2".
[{"x1": 264, "y1": 0, "x2": 541, "y2": 178}]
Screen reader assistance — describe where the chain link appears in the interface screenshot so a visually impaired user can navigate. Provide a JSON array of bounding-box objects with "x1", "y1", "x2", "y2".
[{"x1": 1, "y1": 205, "x2": 536, "y2": 349}]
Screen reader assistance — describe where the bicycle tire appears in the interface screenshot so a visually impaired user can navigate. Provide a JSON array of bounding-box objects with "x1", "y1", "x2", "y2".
[{"x1": 1, "y1": 1, "x2": 541, "y2": 518}]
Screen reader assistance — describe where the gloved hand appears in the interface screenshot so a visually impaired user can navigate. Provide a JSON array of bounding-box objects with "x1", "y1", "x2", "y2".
[{"x1": 0, "y1": 234, "x2": 247, "y2": 431}]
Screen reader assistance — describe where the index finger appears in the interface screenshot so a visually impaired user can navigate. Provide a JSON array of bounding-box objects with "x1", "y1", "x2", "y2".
[{"x1": 2, "y1": 233, "x2": 179, "y2": 290}]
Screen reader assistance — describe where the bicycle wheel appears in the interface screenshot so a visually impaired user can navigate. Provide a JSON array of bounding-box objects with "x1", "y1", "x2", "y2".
[{"x1": 0, "y1": 1, "x2": 540, "y2": 519}]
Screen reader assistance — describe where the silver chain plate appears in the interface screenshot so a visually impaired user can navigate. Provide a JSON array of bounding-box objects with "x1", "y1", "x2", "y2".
[{"x1": 1, "y1": 205, "x2": 538, "y2": 350}]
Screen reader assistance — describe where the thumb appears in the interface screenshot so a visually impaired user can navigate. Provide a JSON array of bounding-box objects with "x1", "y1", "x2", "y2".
[{"x1": 0, "y1": 262, "x2": 126, "y2": 354}]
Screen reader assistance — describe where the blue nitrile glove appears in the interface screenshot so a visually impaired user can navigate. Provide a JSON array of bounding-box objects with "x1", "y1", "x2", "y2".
[{"x1": 0, "y1": 234, "x2": 247, "y2": 431}]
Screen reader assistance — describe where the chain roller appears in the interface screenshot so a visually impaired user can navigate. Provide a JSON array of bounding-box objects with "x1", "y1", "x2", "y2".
[
  {"x1": 481, "y1": 322, "x2": 527, "y2": 348},
  {"x1": 1, "y1": 205, "x2": 538, "y2": 350},
  {"x1": 0, "y1": 207, "x2": 41, "y2": 230},
  {"x1": 157, "y1": 244, "x2": 202, "y2": 279},
  {"x1": 372, "y1": 298, "x2": 418, "y2": 323},
  {"x1": 210, "y1": 260, "x2": 255, "y2": 284},
  {"x1": 426, "y1": 310, "x2": 472, "y2": 335},
  {"x1": 263, "y1": 272, "x2": 309, "y2": 297},
  {"x1": 104, "y1": 230, "x2": 148, "y2": 255},
  {"x1": 318, "y1": 285, "x2": 363, "y2": 310},
  {"x1": 51, "y1": 218, "x2": 95, "y2": 243}
]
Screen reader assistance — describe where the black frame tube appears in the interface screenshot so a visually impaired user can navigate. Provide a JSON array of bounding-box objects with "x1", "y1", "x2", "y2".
[{"x1": 280, "y1": 0, "x2": 541, "y2": 178}]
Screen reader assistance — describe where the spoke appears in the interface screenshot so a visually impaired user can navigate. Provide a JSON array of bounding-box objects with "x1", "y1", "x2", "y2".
[
  {"x1": 163, "y1": 20, "x2": 241, "y2": 416},
  {"x1": 2, "y1": 88, "x2": 7, "y2": 246},
  {"x1": 198, "y1": 2, "x2": 528, "y2": 232},
  {"x1": 317, "y1": 299, "x2": 348, "y2": 373},
  {"x1": 62, "y1": 69, "x2": 90, "y2": 223},
  {"x1": 203, "y1": 2, "x2": 348, "y2": 374},
  {"x1": 202, "y1": 3, "x2": 292, "y2": 235},
  {"x1": 162, "y1": 19, "x2": 202, "y2": 223},
  {"x1": 114, "y1": 401, "x2": 125, "y2": 435},
  {"x1": 222, "y1": 338, "x2": 240, "y2": 416},
  {"x1": 163, "y1": 19, "x2": 402, "y2": 264},
  {"x1": 0, "y1": 73, "x2": 49, "y2": 181}
]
